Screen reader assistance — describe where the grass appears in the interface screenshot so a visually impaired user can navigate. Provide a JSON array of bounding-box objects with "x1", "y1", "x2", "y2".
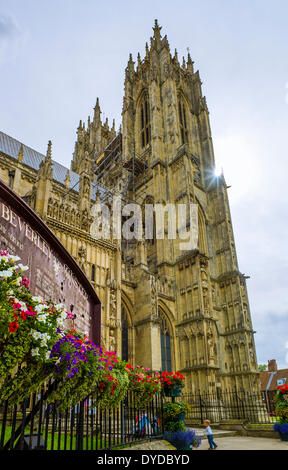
[{"x1": 0, "y1": 424, "x2": 126, "y2": 450}]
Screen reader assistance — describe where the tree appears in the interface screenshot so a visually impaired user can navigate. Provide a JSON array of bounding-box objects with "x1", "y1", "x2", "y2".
[{"x1": 258, "y1": 364, "x2": 267, "y2": 372}]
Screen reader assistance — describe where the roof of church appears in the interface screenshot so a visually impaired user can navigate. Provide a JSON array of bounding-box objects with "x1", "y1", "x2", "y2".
[{"x1": 0, "y1": 130, "x2": 105, "y2": 200}]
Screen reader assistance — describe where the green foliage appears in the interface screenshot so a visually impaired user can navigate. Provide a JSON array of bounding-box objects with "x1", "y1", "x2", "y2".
[
  {"x1": 258, "y1": 364, "x2": 267, "y2": 372},
  {"x1": 164, "y1": 420, "x2": 186, "y2": 432},
  {"x1": 274, "y1": 387, "x2": 288, "y2": 424},
  {"x1": 162, "y1": 401, "x2": 190, "y2": 420}
]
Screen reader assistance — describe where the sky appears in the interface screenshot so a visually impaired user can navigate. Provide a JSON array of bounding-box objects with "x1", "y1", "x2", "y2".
[{"x1": 0, "y1": 0, "x2": 288, "y2": 369}]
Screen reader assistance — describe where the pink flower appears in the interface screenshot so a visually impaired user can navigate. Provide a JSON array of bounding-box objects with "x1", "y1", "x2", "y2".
[
  {"x1": 13, "y1": 302, "x2": 22, "y2": 310},
  {"x1": 66, "y1": 311, "x2": 75, "y2": 319},
  {"x1": 20, "y1": 277, "x2": 30, "y2": 288}
]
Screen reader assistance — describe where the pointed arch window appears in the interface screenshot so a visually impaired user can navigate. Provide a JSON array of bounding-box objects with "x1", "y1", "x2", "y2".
[
  {"x1": 178, "y1": 97, "x2": 188, "y2": 145},
  {"x1": 140, "y1": 94, "x2": 151, "y2": 149},
  {"x1": 159, "y1": 311, "x2": 172, "y2": 372},
  {"x1": 121, "y1": 306, "x2": 129, "y2": 361},
  {"x1": 91, "y1": 264, "x2": 95, "y2": 282}
]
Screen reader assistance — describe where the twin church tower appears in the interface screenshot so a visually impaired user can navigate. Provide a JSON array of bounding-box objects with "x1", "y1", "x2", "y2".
[{"x1": 0, "y1": 21, "x2": 259, "y2": 393}]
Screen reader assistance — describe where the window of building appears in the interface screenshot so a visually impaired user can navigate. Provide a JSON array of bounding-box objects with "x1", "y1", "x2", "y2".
[
  {"x1": 140, "y1": 95, "x2": 151, "y2": 149},
  {"x1": 160, "y1": 312, "x2": 172, "y2": 372},
  {"x1": 121, "y1": 306, "x2": 129, "y2": 361},
  {"x1": 91, "y1": 264, "x2": 95, "y2": 281},
  {"x1": 178, "y1": 97, "x2": 188, "y2": 145}
]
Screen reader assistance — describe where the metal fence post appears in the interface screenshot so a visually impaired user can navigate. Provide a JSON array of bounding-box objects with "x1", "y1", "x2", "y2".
[
  {"x1": 76, "y1": 400, "x2": 84, "y2": 451},
  {"x1": 199, "y1": 390, "x2": 203, "y2": 424}
]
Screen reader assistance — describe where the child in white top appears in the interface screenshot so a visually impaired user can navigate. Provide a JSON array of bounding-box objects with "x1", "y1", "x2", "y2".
[{"x1": 204, "y1": 419, "x2": 217, "y2": 450}]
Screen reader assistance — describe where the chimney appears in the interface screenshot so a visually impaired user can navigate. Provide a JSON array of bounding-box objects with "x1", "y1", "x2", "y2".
[{"x1": 268, "y1": 359, "x2": 277, "y2": 372}]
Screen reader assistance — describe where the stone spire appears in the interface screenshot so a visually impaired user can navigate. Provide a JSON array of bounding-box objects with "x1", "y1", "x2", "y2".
[
  {"x1": 38, "y1": 140, "x2": 53, "y2": 180},
  {"x1": 18, "y1": 144, "x2": 24, "y2": 163},
  {"x1": 137, "y1": 52, "x2": 141, "y2": 68},
  {"x1": 93, "y1": 97, "x2": 101, "y2": 124},
  {"x1": 127, "y1": 53, "x2": 135, "y2": 75},
  {"x1": 78, "y1": 150, "x2": 92, "y2": 213},
  {"x1": 187, "y1": 52, "x2": 194, "y2": 73},
  {"x1": 64, "y1": 169, "x2": 70, "y2": 188},
  {"x1": 152, "y1": 19, "x2": 162, "y2": 45},
  {"x1": 145, "y1": 42, "x2": 149, "y2": 58},
  {"x1": 34, "y1": 140, "x2": 53, "y2": 218},
  {"x1": 46, "y1": 140, "x2": 52, "y2": 161},
  {"x1": 173, "y1": 48, "x2": 179, "y2": 64}
]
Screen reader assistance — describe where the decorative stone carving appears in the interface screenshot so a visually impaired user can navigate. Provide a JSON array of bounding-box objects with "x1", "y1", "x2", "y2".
[{"x1": 150, "y1": 275, "x2": 158, "y2": 317}]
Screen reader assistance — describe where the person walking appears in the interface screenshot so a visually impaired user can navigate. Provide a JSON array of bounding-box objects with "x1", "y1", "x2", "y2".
[{"x1": 204, "y1": 419, "x2": 218, "y2": 450}]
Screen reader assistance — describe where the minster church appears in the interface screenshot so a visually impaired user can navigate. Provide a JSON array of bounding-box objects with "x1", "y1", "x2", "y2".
[{"x1": 0, "y1": 21, "x2": 260, "y2": 394}]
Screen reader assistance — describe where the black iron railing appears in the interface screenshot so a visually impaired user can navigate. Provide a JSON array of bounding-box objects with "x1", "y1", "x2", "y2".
[
  {"x1": 1, "y1": 386, "x2": 278, "y2": 449},
  {"x1": 168, "y1": 389, "x2": 277, "y2": 425},
  {"x1": 0, "y1": 383, "x2": 164, "y2": 450}
]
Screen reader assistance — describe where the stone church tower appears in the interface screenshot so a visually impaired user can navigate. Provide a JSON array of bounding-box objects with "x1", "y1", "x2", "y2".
[{"x1": 0, "y1": 21, "x2": 259, "y2": 393}]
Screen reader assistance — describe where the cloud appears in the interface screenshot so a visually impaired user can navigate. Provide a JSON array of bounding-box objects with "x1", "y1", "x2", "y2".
[
  {"x1": 0, "y1": 13, "x2": 27, "y2": 64},
  {"x1": 0, "y1": 14, "x2": 19, "y2": 38}
]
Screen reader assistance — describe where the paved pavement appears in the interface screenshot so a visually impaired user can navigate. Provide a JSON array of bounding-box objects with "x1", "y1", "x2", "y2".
[
  {"x1": 123, "y1": 435, "x2": 288, "y2": 451},
  {"x1": 194, "y1": 435, "x2": 288, "y2": 450}
]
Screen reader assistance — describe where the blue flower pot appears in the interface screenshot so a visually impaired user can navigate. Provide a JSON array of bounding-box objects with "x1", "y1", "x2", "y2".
[
  {"x1": 173, "y1": 442, "x2": 192, "y2": 450},
  {"x1": 164, "y1": 385, "x2": 183, "y2": 397},
  {"x1": 175, "y1": 412, "x2": 185, "y2": 422}
]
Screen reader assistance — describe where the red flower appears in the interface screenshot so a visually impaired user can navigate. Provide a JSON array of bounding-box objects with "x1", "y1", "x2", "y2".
[
  {"x1": 20, "y1": 311, "x2": 27, "y2": 321},
  {"x1": 9, "y1": 321, "x2": 19, "y2": 333},
  {"x1": 26, "y1": 306, "x2": 36, "y2": 316}
]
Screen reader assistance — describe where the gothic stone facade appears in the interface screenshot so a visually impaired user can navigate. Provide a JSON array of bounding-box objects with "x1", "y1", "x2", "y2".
[{"x1": 0, "y1": 21, "x2": 259, "y2": 393}]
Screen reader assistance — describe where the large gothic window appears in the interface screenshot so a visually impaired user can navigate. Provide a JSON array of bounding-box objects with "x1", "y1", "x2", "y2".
[
  {"x1": 178, "y1": 97, "x2": 188, "y2": 145},
  {"x1": 159, "y1": 311, "x2": 172, "y2": 372},
  {"x1": 140, "y1": 94, "x2": 151, "y2": 149},
  {"x1": 121, "y1": 306, "x2": 129, "y2": 361}
]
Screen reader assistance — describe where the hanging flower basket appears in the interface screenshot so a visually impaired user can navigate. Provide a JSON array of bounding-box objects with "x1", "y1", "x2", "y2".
[{"x1": 160, "y1": 371, "x2": 186, "y2": 397}]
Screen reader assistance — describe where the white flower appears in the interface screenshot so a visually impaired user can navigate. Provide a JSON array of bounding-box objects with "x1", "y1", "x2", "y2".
[
  {"x1": 31, "y1": 330, "x2": 41, "y2": 340},
  {"x1": 10, "y1": 256, "x2": 21, "y2": 262},
  {"x1": 56, "y1": 318, "x2": 65, "y2": 327},
  {"x1": 14, "y1": 277, "x2": 22, "y2": 286},
  {"x1": 18, "y1": 264, "x2": 29, "y2": 272},
  {"x1": 37, "y1": 314, "x2": 47, "y2": 323},
  {"x1": 31, "y1": 348, "x2": 40, "y2": 357},
  {"x1": 32, "y1": 296, "x2": 43, "y2": 303},
  {"x1": 35, "y1": 304, "x2": 46, "y2": 313},
  {"x1": 45, "y1": 350, "x2": 51, "y2": 360},
  {"x1": 0, "y1": 255, "x2": 9, "y2": 262},
  {"x1": 0, "y1": 270, "x2": 13, "y2": 278},
  {"x1": 19, "y1": 301, "x2": 27, "y2": 310},
  {"x1": 41, "y1": 333, "x2": 50, "y2": 340}
]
